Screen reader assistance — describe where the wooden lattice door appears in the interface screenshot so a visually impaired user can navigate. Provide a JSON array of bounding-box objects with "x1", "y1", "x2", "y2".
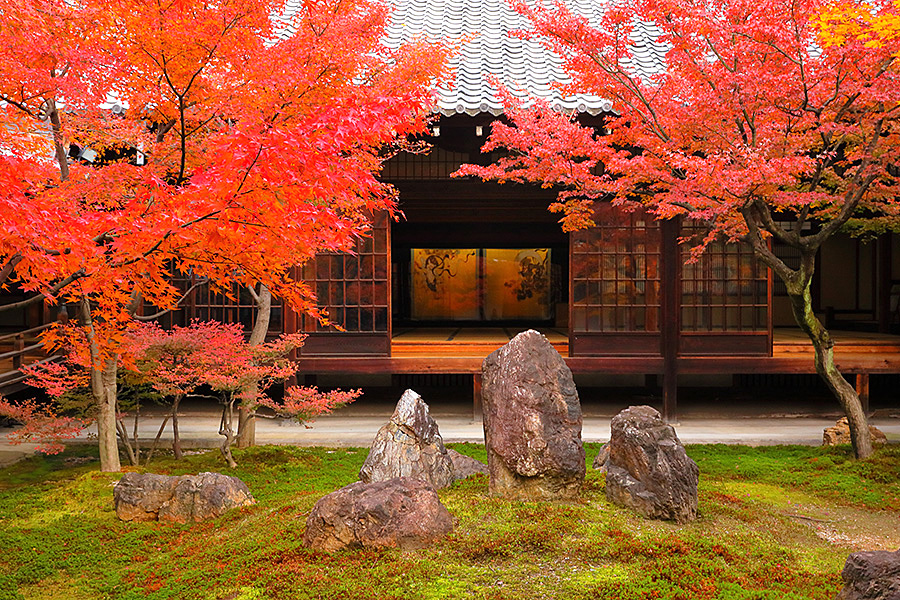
[{"x1": 295, "y1": 212, "x2": 391, "y2": 355}]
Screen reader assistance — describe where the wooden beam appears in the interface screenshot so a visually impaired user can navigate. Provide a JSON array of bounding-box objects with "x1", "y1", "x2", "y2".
[
  {"x1": 660, "y1": 218, "x2": 680, "y2": 423},
  {"x1": 473, "y1": 373, "x2": 483, "y2": 421},
  {"x1": 293, "y1": 350, "x2": 900, "y2": 375},
  {"x1": 856, "y1": 373, "x2": 870, "y2": 415},
  {"x1": 878, "y1": 235, "x2": 892, "y2": 333}
]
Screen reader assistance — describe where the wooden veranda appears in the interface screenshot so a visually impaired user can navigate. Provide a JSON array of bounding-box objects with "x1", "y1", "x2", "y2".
[{"x1": 293, "y1": 327, "x2": 900, "y2": 419}]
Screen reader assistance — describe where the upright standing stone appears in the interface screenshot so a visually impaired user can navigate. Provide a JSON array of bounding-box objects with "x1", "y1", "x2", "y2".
[
  {"x1": 481, "y1": 329, "x2": 585, "y2": 500},
  {"x1": 359, "y1": 389, "x2": 455, "y2": 489},
  {"x1": 605, "y1": 405, "x2": 699, "y2": 523}
]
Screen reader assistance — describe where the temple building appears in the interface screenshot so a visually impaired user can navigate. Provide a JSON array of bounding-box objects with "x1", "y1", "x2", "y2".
[{"x1": 3, "y1": 0, "x2": 899, "y2": 419}]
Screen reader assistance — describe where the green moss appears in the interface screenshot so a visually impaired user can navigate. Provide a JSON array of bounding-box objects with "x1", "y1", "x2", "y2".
[
  {"x1": 0, "y1": 443, "x2": 895, "y2": 599},
  {"x1": 688, "y1": 444, "x2": 900, "y2": 510}
]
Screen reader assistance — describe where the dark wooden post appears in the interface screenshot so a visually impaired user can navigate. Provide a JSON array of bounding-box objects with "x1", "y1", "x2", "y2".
[
  {"x1": 877, "y1": 235, "x2": 892, "y2": 333},
  {"x1": 473, "y1": 373, "x2": 483, "y2": 421},
  {"x1": 856, "y1": 373, "x2": 870, "y2": 415},
  {"x1": 12, "y1": 334, "x2": 24, "y2": 370},
  {"x1": 660, "y1": 218, "x2": 681, "y2": 423}
]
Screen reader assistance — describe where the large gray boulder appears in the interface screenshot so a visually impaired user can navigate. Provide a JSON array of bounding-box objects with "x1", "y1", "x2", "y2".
[
  {"x1": 481, "y1": 329, "x2": 585, "y2": 500},
  {"x1": 113, "y1": 472, "x2": 254, "y2": 523},
  {"x1": 359, "y1": 389, "x2": 454, "y2": 489},
  {"x1": 605, "y1": 406, "x2": 698, "y2": 523},
  {"x1": 303, "y1": 477, "x2": 454, "y2": 552},
  {"x1": 838, "y1": 550, "x2": 900, "y2": 600}
]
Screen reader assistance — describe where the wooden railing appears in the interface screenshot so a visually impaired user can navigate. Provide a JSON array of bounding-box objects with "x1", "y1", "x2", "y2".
[{"x1": 0, "y1": 323, "x2": 58, "y2": 393}]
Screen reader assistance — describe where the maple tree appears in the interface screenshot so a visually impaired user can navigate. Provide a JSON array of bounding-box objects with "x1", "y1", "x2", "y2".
[
  {"x1": 185, "y1": 322, "x2": 359, "y2": 467},
  {"x1": 0, "y1": 0, "x2": 445, "y2": 471},
  {"x1": 819, "y1": 0, "x2": 900, "y2": 51},
  {"x1": 459, "y1": 0, "x2": 900, "y2": 458},
  {"x1": 125, "y1": 321, "x2": 224, "y2": 461},
  {"x1": 16, "y1": 320, "x2": 357, "y2": 466},
  {"x1": 126, "y1": 320, "x2": 358, "y2": 469}
]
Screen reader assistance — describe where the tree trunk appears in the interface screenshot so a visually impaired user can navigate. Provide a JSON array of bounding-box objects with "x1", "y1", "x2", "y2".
[
  {"x1": 247, "y1": 284, "x2": 271, "y2": 346},
  {"x1": 219, "y1": 397, "x2": 238, "y2": 468},
  {"x1": 236, "y1": 406, "x2": 256, "y2": 448},
  {"x1": 82, "y1": 298, "x2": 121, "y2": 472},
  {"x1": 48, "y1": 100, "x2": 70, "y2": 182},
  {"x1": 237, "y1": 284, "x2": 270, "y2": 448},
  {"x1": 171, "y1": 395, "x2": 183, "y2": 460},
  {"x1": 785, "y1": 273, "x2": 873, "y2": 459},
  {"x1": 145, "y1": 414, "x2": 171, "y2": 464},
  {"x1": 94, "y1": 357, "x2": 122, "y2": 471}
]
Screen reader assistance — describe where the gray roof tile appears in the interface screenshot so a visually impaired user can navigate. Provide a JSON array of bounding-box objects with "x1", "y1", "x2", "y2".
[{"x1": 278, "y1": 0, "x2": 667, "y2": 116}]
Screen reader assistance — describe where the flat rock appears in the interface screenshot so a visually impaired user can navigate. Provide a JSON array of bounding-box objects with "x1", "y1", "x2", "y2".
[
  {"x1": 824, "y1": 418, "x2": 888, "y2": 447},
  {"x1": 838, "y1": 549, "x2": 900, "y2": 600},
  {"x1": 447, "y1": 449, "x2": 488, "y2": 481},
  {"x1": 303, "y1": 477, "x2": 454, "y2": 552},
  {"x1": 114, "y1": 472, "x2": 254, "y2": 523},
  {"x1": 605, "y1": 406, "x2": 699, "y2": 523},
  {"x1": 481, "y1": 329, "x2": 585, "y2": 500},
  {"x1": 359, "y1": 389, "x2": 454, "y2": 489},
  {"x1": 113, "y1": 473, "x2": 181, "y2": 522}
]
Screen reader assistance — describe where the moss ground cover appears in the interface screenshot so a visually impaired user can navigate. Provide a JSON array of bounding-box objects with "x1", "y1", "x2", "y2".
[{"x1": 1, "y1": 443, "x2": 898, "y2": 599}]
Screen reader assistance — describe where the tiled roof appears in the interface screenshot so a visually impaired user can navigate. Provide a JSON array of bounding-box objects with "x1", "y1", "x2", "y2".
[
  {"x1": 275, "y1": 0, "x2": 669, "y2": 116},
  {"x1": 381, "y1": 0, "x2": 668, "y2": 116}
]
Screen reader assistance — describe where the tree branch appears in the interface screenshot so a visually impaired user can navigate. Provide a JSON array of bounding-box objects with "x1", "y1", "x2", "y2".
[
  {"x1": 133, "y1": 279, "x2": 209, "y2": 321},
  {"x1": 0, "y1": 269, "x2": 86, "y2": 313}
]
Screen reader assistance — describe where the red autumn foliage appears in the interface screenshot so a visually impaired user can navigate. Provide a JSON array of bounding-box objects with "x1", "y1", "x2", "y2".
[
  {"x1": 458, "y1": 0, "x2": 900, "y2": 459},
  {"x1": 12, "y1": 320, "x2": 358, "y2": 462},
  {"x1": 258, "y1": 386, "x2": 362, "y2": 426},
  {"x1": 0, "y1": 0, "x2": 446, "y2": 470},
  {"x1": 0, "y1": 397, "x2": 88, "y2": 454}
]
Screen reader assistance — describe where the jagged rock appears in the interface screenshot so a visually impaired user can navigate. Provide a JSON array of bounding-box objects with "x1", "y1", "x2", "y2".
[
  {"x1": 592, "y1": 443, "x2": 610, "y2": 472},
  {"x1": 824, "y1": 418, "x2": 888, "y2": 447},
  {"x1": 447, "y1": 449, "x2": 488, "y2": 481},
  {"x1": 359, "y1": 389, "x2": 454, "y2": 489},
  {"x1": 303, "y1": 477, "x2": 454, "y2": 552},
  {"x1": 114, "y1": 472, "x2": 254, "y2": 523},
  {"x1": 838, "y1": 549, "x2": 900, "y2": 600},
  {"x1": 605, "y1": 406, "x2": 699, "y2": 523},
  {"x1": 481, "y1": 329, "x2": 585, "y2": 500}
]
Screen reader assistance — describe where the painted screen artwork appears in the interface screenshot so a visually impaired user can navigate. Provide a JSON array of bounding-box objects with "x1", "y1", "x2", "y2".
[
  {"x1": 484, "y1": 249, "x2": 551, "y2": 320},
  {"x1": 411, "y1": 248, "x2": 551, "y2": 321},
  {"x1": 411, "y1": 249, "x2": 479, "y2": 320}
]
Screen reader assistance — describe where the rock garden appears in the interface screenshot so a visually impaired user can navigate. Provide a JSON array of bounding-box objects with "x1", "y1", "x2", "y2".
[{"x1": 1, "y1": 331, "x2": 899, "y2": 599}]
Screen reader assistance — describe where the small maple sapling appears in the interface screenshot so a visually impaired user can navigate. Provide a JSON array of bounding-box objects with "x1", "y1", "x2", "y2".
[
  {"x1": 125, "y1": 321, "x2": 221, "y2": 461},
  {"x1": 181, "y1": 322, "x2": 359, "y2": 468},
  {"x1": 0, "y1": 0, "x2": 446, "y2": 471},
  {"x1": 0, "y1": 396, "x2": 88, "y2": 455},
  {"x1": 12, "y1": 321, "x2": 359, "y2": 465},
  {"x1": 459, "y1": 0, "x2": 900, "y2": 458}
]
